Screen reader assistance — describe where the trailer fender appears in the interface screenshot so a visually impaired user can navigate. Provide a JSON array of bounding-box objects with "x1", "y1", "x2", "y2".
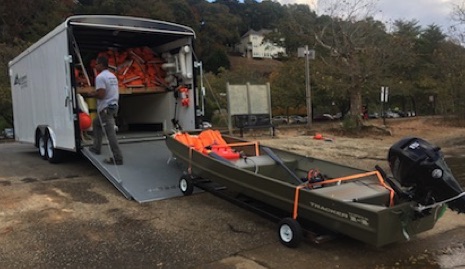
[
  {"x1": 35, "y1": 127, "x2": 48, "y2": 160},
  {"x1": 45, "y1": 127, "x2": 57, "y2": 148},
  {"x1": 35, "y1": 126, "x2": 48, "y2": 148},
  {"x1": 35, "y1": 126, "x2": 58, "y2": 161},
  {"x1": 40, "y1": 126, "x2": 64, "y2": 163},
  {"x1": 35, "y1": 126, "x2": 57, "y2": 149}
]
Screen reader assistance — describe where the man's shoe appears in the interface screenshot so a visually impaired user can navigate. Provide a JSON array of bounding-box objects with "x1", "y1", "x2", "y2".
[
  {"x1": 89, "y1": 147, "x2": 101, "y2": 155},
  {"x1": 103, "y1": 157, "x2": 123, "y2": 165}
]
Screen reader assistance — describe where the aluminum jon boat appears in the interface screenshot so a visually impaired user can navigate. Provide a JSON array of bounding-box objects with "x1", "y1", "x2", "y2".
[{"x1": 165, "y1": 129, "x2": 465, "y2": 248}]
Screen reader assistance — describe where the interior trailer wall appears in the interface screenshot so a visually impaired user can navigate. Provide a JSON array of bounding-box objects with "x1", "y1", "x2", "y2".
[
  {"x1": 73, "y1": 30, "x2": 197, "y2": 132},
  {"x1": 118, "y1": 92, "x2": 196, "y2": 132}
]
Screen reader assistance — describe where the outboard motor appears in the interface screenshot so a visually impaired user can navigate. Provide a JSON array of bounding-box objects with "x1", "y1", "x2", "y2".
[{"x1": 388, "y1": 137, "x2": 465, "y2": 213}]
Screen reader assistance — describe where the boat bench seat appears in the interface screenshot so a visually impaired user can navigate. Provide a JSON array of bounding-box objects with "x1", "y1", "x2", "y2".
[
  {"x1": 232, "y1": 155, "x2": 276, "y2": 169},
  {"x1": 313, "y1": 181, "x2": 390, "y2": 205},
  {"x1": 231, "y1": 155, "x2": 299, "y2": 183}
]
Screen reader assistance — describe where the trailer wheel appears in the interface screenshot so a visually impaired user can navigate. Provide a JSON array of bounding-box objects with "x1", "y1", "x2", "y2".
[
  {"x1": 278, "y1": 218, "x2": 303, "y2": 248},
  {"x1": 45, "y1": 134, "x2": 63, "y2": 164},
  {"x1": 38, "y1": 133, "x2": 48, "y2": 160},
  {"x1": 179, "y1": 175, "x2": 194, "y2": 196}
]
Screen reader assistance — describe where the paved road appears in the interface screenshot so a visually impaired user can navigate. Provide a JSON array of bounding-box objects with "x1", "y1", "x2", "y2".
[{"x1": 1, "y1": 142, "x2": 465, "y2": 269}]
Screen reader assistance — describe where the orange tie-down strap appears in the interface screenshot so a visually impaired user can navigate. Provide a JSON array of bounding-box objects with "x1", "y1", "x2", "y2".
[{"x1": 293, "y1": 171, "x2": 395, "y2": 220}]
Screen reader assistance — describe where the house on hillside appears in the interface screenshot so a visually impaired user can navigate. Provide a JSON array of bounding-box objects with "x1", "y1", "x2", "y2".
[{"x1": 235, "y1": 29, "x2": 286, "y2": 59}]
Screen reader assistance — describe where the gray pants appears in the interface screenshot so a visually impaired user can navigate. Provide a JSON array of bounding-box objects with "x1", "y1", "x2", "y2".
[{"x1": 92, "y1": 107, "x2": 123, "y2": 162}]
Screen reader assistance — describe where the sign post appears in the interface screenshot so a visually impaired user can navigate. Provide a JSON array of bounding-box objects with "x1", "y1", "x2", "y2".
[
  {"x1": 381, "y1": 86, "x2": 389, "y2": 125},
  {"x1": 298, "y1": 46, "x2": 315, "y2": 128}
]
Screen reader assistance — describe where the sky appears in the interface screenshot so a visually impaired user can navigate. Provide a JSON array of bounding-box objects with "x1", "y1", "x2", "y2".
[{"x1": 275, "y1": 0, "x2": 461, "y2": 31}]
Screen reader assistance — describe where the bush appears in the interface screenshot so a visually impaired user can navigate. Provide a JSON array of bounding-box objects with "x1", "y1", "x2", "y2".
[{"x1": 211, "y1": 109, "x2": 228, "y2": 127}]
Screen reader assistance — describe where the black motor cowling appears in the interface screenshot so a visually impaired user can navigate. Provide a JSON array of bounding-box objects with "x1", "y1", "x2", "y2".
[{"x1": 388, "y1": 137, "x2": 465, "y2": 213}]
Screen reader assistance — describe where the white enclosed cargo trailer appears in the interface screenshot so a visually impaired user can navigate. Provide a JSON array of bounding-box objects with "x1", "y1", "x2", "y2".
[{"x1": 9, "y1": 15, "x2": 202, "y2": 202}]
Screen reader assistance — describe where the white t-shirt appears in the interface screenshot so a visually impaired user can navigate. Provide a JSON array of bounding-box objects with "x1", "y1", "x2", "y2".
[{"x1": 95, "y1": 69, "x2": 119, "y2": 112}]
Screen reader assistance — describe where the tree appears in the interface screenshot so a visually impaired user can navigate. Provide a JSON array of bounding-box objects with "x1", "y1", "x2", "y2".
[
  {"x1": 0, "y1": 0, "x2": 75, "y2": 44},
  {"x1": 0, "y1": 44, "x2": 27, "y2": 128},
  {"x1": 385, "y1": 20, "x2": 422, "y2": 115},
  {"x1": 314, "y1": 0, "x2": 388, "y2": 130},
  {"x1": 189, "y1": 1, "x2": 242, "y2": 64},
  {"x1": 203, "y1": 48, "x2": 231, "y2": 74},
  {"x1": 428, "y1": 41, "x2": 465, "y2": 116},
  {"x1": 274, "y1": 4, "x2": 318, "y2": 57},
  {"x1": 269, "y1": 59, "x2": 306, "y2": 115}
]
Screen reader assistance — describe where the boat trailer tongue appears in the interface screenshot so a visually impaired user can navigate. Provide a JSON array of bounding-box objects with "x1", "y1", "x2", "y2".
[{"x1": 388, "y1": 137, "x2": 465, "y2": 213}]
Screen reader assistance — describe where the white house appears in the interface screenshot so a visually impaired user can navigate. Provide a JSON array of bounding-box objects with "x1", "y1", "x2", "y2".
[{"x1": 236, "y1": 29, "x2": 286, "y2": 59}]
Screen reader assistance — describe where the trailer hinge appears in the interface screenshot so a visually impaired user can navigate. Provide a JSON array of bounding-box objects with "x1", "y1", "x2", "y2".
[{"x1": 64, "y1": 55, "x2": 73, "y2": 64}]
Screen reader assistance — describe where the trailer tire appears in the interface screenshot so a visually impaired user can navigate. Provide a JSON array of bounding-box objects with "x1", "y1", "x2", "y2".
[
  {"x1": 278, "y1": 218, "x2": 303, "y2": 248},
  {"x1": 45, "y1": 134, "x2": 63, "y2": 164},
  {"x1": 38, "y1": 133, "x2": 48, "y2": 160},
  {"x1": 179, "y1": 175, "x2": 194, "y2": 196}
]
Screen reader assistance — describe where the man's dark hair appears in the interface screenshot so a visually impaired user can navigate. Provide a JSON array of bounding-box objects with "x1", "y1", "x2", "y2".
[{"x1": 96, "y1": 56, "x2": 109, "y2": 68}]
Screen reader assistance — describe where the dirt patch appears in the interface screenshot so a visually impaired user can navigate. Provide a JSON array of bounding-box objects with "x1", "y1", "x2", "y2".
[{"x1": 241, "y1": 116, "x2": 465, "y2": 171}]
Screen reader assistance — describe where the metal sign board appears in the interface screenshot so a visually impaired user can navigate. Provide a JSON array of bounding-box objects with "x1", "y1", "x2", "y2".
[
  {"x1": 227, "y1": 83, "x2": 271, "y2": 116},
  {"x1": 227, "y1": 83, "x2": 272, "y2": 134}
]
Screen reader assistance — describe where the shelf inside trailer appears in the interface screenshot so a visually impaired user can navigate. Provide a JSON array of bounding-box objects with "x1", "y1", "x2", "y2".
[{"x1": 77, "y1": 86, "x2": 168, "y2": 95}]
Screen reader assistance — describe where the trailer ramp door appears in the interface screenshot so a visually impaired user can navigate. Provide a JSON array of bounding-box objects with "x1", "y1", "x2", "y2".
[{"x1": 82, "y1": 138, "x2": 184, "y2": 202}]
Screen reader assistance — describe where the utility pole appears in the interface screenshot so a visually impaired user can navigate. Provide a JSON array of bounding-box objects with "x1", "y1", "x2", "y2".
[
  {"x1": 381, "y1": 86, "x2": 389, "y2": 125},
  {"x1": 298, "y1": 46, "x2": 315, "y2": 128}
]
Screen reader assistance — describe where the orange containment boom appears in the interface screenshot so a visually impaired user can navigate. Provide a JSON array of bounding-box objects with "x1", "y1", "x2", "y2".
[
  {"x1": 173, "y1": 130, "x2": 260, "y2": 159},
  {"x1": 89, "y1": 46, "x2": 167, "y2": 88}
]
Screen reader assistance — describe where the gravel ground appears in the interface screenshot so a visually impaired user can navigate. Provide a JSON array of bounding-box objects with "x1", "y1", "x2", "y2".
[{"x1": 1, "y1": 116, "x2": 465, "y2": 269}]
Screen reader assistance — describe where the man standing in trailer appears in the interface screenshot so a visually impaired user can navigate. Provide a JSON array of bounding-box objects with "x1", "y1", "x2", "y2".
[{"x1": 89, "y1": 56, "x2": 124, "y2": 165}]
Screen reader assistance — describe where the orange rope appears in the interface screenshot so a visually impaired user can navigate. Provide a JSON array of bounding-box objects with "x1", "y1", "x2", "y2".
[
  {"x1": 374, "y1": 171, "x2": 396, "y2": 207},
  {"x1": 293, "y1": 185, "x2": 306, "y2": 219},
  {"x1": 307, "y1": 170, "x2": 396, "y2": 207},
  {"x1": 188, "y1": 147, "x2": 194, "y2": 175}
]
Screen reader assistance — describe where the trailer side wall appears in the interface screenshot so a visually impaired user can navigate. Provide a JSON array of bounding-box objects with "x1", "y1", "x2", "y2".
[{"x1": 9, "y1": 25, "x2": 76, "y2": 150}]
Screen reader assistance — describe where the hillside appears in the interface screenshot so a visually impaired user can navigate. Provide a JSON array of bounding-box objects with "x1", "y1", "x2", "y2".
[{"x1": 228, "y1": 56, "x2": 283, "y2": 74}]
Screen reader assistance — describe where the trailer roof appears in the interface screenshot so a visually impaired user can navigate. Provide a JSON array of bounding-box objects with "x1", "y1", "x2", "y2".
[
  {"x1": 9, "y1": 15, "x2": 196, "y2": 66},
  {"x1": 68, "y1": 15, "x2": 196, "y2": 52},
  {"x1": 67, "y1": 15, "x2": 195, "y2": 37}
]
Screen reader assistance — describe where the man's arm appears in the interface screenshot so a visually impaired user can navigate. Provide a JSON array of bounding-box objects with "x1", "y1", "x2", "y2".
[
  {"x1": 90, "y1": 75, "x2": 106, "y2": 99},
  {"x1": 89, "y1": 88, "x2": 106, "y2": 99}
]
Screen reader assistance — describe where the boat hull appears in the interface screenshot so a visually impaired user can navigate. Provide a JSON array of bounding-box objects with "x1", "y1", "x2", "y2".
[{"x1": 166, "y1": 134, "x2": 444, "y2": 247}]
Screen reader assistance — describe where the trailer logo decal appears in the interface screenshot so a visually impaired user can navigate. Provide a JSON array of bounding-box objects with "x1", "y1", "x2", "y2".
[{"x1": 14, "y1": 74, "x2": 28, "y2": 89}]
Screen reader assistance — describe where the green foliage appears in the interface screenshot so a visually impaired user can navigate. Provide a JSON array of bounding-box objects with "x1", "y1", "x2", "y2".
[
  {"x1": 2, "y1": 0, "x2": 465, "y2": 130},
  {"x1": 269, "y1": 59, "x2": 306, "y2": 113},
  {"x1": 203, "y1": 48, "x2": 231, "y2": 74},
  {"x1": 210, "y1": 109, "x2": 228, "y2": 127},
  {"x1": 0, "y1": 43, "x2": 28, "y2": 126},
  {"x1": 0, "y1": 0, "x2": 75, "y2": 44}
]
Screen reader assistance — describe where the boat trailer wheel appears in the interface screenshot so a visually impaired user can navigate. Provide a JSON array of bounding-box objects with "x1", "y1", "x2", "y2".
[
  {"x1": 179, "y1": 175, "x2": 194, "y2": 196},
  {"x1": 278, "y1": 217, "x2": 303, "y2": 248}
]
